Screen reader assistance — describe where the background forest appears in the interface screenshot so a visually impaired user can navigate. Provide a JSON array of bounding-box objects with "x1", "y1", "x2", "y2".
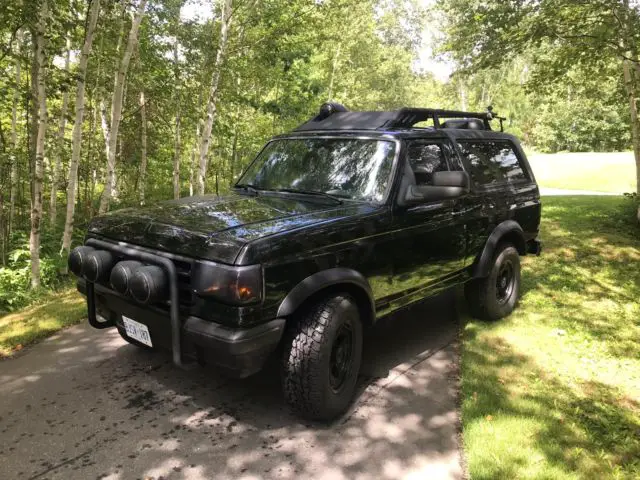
[{"x1": 1, "y1": 0, "x2": 639, "y2": 312}]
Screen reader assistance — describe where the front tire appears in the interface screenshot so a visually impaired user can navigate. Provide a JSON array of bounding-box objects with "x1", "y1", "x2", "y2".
[
  {"x1": 282, "y1": 294, "x2": 363, "y2": 421},
  {"x1": 465, "y1": 243, "x2": 521, "y2": 321}
]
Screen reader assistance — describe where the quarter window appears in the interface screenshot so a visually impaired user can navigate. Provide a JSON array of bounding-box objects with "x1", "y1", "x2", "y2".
[{"x1": 457, "y1": 141, "x2": 527, "y2": 186}]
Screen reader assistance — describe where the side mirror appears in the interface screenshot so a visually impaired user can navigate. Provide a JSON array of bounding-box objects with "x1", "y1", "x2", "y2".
[{"x1": 404, "y1": 171, "x2": 470, "y2": 205}]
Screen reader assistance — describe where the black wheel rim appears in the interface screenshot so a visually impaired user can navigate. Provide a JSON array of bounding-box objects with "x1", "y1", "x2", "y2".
[
  {"x1": 496, "y1": 260, "x2": 515, "y2": 304},
  {"x1": 329, "y1": 323, "x2": 353, "y2": 392}
]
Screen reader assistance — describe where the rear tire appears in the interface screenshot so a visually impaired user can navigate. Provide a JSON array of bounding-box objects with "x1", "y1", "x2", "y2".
[
  {"x1": 465, "y1": 243, "x2": 521, "y2": 321},
  {"x1": 282, "y1": 294, "x2": 363, "y2": 421}
]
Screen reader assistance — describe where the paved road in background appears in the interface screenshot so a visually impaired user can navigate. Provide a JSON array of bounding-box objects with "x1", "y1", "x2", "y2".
[
  {"x1": 0, "y1": 294, "x2": 462, "y2": 480},
  {"x1": 539, "y1": 187, "x2": 620, "y2": 196}
]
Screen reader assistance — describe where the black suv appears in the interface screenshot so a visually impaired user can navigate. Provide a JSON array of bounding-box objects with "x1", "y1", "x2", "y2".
[{"x1": 69, "y1": 104, "x2": 541, "y2": 420}]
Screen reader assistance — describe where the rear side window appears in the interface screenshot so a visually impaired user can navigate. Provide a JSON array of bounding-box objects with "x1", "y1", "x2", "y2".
[{"x1": 457, "y1": 141, "x2": 528, "y2": 186}]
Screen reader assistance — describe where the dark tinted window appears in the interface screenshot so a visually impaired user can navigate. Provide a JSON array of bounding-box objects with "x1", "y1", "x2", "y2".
[
  {"x1": 238, "y1": 138, "x2": 396, "y2": 203},
  {"x1": 407, "y1": 142, "x2": 448, "y2": 185},
  {"x1": 458, "y1": 141, "x2": 527, "y2": 186}
]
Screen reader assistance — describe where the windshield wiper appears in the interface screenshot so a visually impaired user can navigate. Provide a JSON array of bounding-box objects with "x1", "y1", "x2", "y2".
[
  {"x1": 273, "y1": 188, "x2": 344, "y2": 204},
  {"x1": 234, "y1": 183, "x2": 263, "y2": 195}
]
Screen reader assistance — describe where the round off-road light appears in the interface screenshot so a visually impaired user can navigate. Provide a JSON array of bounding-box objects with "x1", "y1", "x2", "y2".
[
  {"x1": 110, "y1": 260, "x2": 143, "y2": 296},
  {"x1": 68, "y1": 246, "x2": 95, "y2": 277},
  {"x1": 83, "y1": 250, "x2": 116, "y2": 282},
  {"x1": 129, "y1": 265, "x2": 168, "y2": 304}
]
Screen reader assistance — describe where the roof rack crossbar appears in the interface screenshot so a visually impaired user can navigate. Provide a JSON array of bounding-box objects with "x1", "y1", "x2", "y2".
[{"x1": 385, "y1": 108, "x2": 494, "y2": 130}]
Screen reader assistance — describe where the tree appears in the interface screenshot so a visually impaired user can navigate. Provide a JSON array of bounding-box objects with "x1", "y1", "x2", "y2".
[
  {"x1": 197, "y1": 0, "x2": 232, "y2": 196},
  {"x1": 98, "y1": 0, "x2": 147, "y2": 213},
  {"x1": 438, "y1": 0, "x2": 640, "y2": 217},
  {"x1": 29, "y1": 0, "x2": 48, "y2": 288},
  {"x1": 61, "y1": 0, "x2": 101, "y2": 262},
  {"x1": 49, "y1": 34, "x2": 72, "y2": 227}
]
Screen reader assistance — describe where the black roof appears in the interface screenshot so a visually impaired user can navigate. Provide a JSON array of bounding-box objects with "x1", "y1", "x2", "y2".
[{"x1": 294, "y1": 105, "x2": 502, "y2": 133}]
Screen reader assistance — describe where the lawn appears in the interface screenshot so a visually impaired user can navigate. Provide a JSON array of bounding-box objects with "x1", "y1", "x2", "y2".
[
  {"x1": 0, "y1": 288, "x2": 86, "y2": 357},
  {"x1": 461, "y1": 195, "x2": 640, "y2": 479},
  {"x1": 528, "y1": 151, "x2": 637, "y2": 193}
]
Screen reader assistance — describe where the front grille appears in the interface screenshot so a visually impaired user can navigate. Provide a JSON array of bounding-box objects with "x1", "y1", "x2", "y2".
[{"x1": 172, "y1": 258, "x2": 195, "y2": 308}]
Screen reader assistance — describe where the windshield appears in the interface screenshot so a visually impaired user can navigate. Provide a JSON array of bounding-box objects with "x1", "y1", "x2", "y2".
[{"x1": 237, "y1": 137, "x2": 397, "y2": 203}]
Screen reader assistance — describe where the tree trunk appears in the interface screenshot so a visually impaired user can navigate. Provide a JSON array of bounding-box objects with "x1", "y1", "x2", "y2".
[
  {"x1": 30, "y1": 0, "x2": 48, "y2": 288},
  {"x1": 327, "y1": 43, "x2": 341, "y2": 100},
  {"x1": 99, "y1": 0, "x2": 147, "y2": 214},
  {"x1": 10, "y1": 31, "x2": 22, "y2": 236},
  {"x1": 622, "y1": 60, "x2": 640, "y2": 219},
  {"x1": 172, "y1": 42, "x2": 181, "y2": 199},
  {"x1": 173, "y1": 109, "x2": 181, "y2": 199},
  {"x1": 196, "y1": 0, "x2": 233, "y2": 196},
  {"x1": 49, "y1": 35, "x2": 71, "y2": 227},
  {"x1": 139, "y1": 90, "x2": 147, "y2": 204},
  {"x1": 61, "y1": 0, "x2": 101, "y2": 261}
]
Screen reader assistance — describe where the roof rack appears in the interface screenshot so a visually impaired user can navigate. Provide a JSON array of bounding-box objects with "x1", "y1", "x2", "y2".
[{"x1": 294, "y1": 103, "x2": 506, "y2": 132}]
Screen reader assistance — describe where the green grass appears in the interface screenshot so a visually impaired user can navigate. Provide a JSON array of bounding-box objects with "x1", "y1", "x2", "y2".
[
  {"x1": 461, "y1": 195, "x2": 640, "y2": 479},
  {"x1": 0, "y1": 288, "x2": 86, "y2": 357},
  {"x1": 528, "y1": 152, "x2": 637, "y2": 193}
]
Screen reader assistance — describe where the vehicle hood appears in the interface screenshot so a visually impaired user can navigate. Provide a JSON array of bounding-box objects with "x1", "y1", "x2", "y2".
[{"x1": 88, "y1": 193, "x2": 377, "y2": 264}]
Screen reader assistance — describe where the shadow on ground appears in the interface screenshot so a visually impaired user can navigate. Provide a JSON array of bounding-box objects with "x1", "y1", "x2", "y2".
[{"x1": 0, "y1": 292, "x2": 462, "y2": 480}]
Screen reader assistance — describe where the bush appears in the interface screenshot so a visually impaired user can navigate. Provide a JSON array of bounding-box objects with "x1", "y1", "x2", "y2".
[{"x1": 0, "y1": 237, "x2": 69, "y2": 314}]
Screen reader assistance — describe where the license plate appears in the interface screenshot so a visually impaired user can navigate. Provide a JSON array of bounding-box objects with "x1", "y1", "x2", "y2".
[{"x1": 122, "y1": 316, "x2": 153, "y2": 347}]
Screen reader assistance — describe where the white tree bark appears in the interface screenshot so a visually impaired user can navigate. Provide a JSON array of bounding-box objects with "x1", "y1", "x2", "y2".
[
  {"x1": 49, "y1": 35, "x2": 71, "y2": 226},
  {"x1": 327, "y1": 43, "x2": 341, "y2": 101},
  {"x1": 196, "y1": 0, "x2": 233, "y2": 196},
  {"x1": 9, "y1": 31, "x2": 21, "y2": 235},
  {"x1": 61, "y1": 0, "x2": 101, "y2": 260},
  {"x1": 172, "y1": 42, "x2": 181, "y2": 199},
  {"x1": 30, "y1": 0, "x2": 48, "y2": 288},
  {"x1": 173, "y1": 109, "x2": 181, "y2": 199},
  {"x1": 99, "y1": 0, "x2": 147, "y2": 213},
  {"x1": 139, "y1": 91, "x2": 147, "y2": 204}
]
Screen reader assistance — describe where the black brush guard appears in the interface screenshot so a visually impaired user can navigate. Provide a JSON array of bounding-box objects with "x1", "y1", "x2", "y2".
[{"x1": 84, "y1": 238, "x2": 186, "y2": 368}]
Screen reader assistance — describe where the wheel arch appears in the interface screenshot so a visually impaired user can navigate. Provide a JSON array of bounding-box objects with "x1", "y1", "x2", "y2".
[
  {"x1": 276, "y1": 268, "x2": 375, "y2": 327},
  {"x1": 472, "y1": 220, "x2": 526, "y2": 278}
]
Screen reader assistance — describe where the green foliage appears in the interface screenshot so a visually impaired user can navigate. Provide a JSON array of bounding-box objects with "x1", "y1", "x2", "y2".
[
  {"x1": 462, "y1": 196, "x2": 640, "y2": 478},
  {"x1": 0, "y1": 232, "x2": 69, "y2": 313}
]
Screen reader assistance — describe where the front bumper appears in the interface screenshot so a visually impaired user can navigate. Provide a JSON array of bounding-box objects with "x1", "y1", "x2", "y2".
[
  {"x1": 77, "y1": 237, "x2": 284, "y2": 378},
  {"x1": 80, "y1": 280, "x2": 284, "y2": 378}
]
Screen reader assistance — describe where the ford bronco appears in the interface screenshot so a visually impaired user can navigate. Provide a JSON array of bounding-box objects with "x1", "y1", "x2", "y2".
[{"x1": 69, "y1": 103, "x2": 541, "y2": 420}]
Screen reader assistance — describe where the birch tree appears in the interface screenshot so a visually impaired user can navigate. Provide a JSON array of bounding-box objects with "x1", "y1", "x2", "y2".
[
  {"x1": 61, "y1": 0, "x2": 101, "y2": 261},
  {"x1": 139, "y1": 90, "x2": 148, "y2": 204},
  {"x1": 9, "y1": 30, "x2": 21, "y2": 235},
  {"x1": 98, "y1": 0, "x2": 147, "y2": 213},
  {"x1": 173, "y1": 42, "x2": 181, "y2": 199},
  {"x1": 29, "y1": 0, "x2": 48, "y2": 288},
  {"x1": 49, "y1": 35, "x2": 71, "y2": 226},
  {"x1": 196, "y1": 0, "x2": 233, "y2": 196}
]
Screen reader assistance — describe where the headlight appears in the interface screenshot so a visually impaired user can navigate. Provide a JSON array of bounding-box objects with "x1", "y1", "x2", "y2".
[{"x1": 192, "y1": 261, "x2": 262, "y2": 306}]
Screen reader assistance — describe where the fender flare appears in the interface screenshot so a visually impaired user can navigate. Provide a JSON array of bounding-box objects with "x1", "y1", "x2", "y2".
[
  {"x1": 473, "y1": 220, "x2": 526, "y2": 278},
  {"x1": 276, "y1": 267, "x2": 375, "y2": 323}
]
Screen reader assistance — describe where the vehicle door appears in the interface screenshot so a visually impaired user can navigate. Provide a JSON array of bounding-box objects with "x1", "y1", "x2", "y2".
[{"x1": 383, "y1": 139, "x2": 467, "y2": 313}]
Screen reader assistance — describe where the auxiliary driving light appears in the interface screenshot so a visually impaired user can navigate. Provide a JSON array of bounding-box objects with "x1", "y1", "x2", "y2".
[
  {"x1": 68, "y1": 246, "x2": 95, "y2": 277},
  {"x1": 110, "y1": 260, "x2": 144, "y2": 296},
  {"x1": 82, "y1": 250, "x2": 116, "y2": 282},
  {"x1": 129, "y1": 265, "x2": 168, "y2": 304}
]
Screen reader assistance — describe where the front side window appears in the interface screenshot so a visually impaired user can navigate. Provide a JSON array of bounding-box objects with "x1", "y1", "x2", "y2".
[
  {"x1": 458, "y1": 141, "x2": 528, "y2": 186},
  {"x1": 406, "y1": 142, "x2": 449, "y2": 185},
  {"x1": 238, "y1": 138, "x2": 396, "y2": 203}
]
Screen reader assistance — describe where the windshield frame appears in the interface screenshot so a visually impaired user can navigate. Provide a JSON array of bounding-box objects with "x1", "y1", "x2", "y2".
[{"x1": 234, "y1": 134, "x2": 402, "y2": 205}]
